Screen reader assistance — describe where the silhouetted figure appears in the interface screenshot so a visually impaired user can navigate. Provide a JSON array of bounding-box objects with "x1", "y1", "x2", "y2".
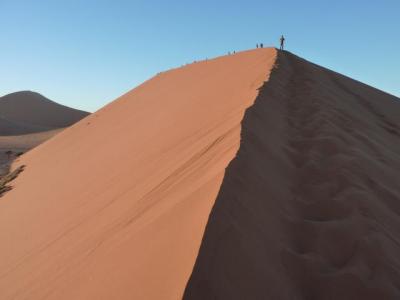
[
  {"x1": 260, "y1": 43, "x2": 263, "y2": 48},
  {"x1": 280, "y1": 35, "x2": 285, "y2": 50},
  {"x1": 256, "y1": 44, "x2": 259, "y2": 48}
]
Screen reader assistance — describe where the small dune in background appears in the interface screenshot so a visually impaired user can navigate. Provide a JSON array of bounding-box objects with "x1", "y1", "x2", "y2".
[
  {"x1": 0, "y1": 91, "x2": 89, "y2": 135},
  {"x1": 0, "y1": 91, "x2": 89, "y2": 177}
]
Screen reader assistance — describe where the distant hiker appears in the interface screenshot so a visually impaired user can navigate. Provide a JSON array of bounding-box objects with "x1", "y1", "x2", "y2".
[
  {"x1": 256, "y1": 44, "x2": 259, "y2": 48},
  {"x1": 260, "y1": 43, "x2": 264, "y2": 48},
  {"x1": 233, "y1": 51, "x2": 236, "y2": 54},
  {"x1": 280, "y1": 35, "x2": 285, "y2": 50}
]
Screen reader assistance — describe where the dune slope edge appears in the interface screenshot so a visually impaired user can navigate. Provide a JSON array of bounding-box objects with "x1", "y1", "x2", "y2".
[{"x1": 184, "y1": 51, "x2": 400, "y2": 299}]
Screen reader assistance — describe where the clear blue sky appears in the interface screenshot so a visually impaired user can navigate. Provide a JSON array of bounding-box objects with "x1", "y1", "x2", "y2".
[{"x1": 1, "y1": 0, "x2": 399, "y2": 112}]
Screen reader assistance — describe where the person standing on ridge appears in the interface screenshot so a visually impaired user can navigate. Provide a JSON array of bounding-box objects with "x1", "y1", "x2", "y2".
[{"x1": 280, "y1": 35, "x2": 285, "y2": 50}]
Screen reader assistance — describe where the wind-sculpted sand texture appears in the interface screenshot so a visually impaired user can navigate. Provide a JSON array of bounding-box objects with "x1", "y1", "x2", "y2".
[
  {"x1": 184, "y1": 51, "x2": 400, "y2": 299},
  {"x1": 2, "y1": 48, "x2": 400, "y2": 299},
  {"x1": 0, "y1": 49, "x2": 276, "y2": 299}
]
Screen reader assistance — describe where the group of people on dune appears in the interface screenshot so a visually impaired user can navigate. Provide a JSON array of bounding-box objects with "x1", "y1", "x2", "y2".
[{"x1": 256, "y1": 35, "x2": 285, "y2": 51}]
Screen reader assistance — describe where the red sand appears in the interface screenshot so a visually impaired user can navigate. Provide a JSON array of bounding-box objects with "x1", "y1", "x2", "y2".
[
  {"x1": 184, "y1": 51, "x2": 400, "y2": 299},
  {"x1": 0, "y1": 49, "x2": 276, "y2": 299},
  {"x1": 2, "y1": 49, "x2": 400, "y2": 299}
]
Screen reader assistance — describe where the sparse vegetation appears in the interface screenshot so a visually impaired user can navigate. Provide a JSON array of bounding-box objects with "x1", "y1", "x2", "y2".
[
  {"x1": 5, "y1": 150, "x2": 13, "y2": 160},
  {"x1": 0, "y1": 165, "x2": 25, "y2": 197}
]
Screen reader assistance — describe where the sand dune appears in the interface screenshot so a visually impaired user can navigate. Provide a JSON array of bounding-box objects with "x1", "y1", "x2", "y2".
[
  {"x1": 0, "y1": 91, "x2": 89, "y2": 175},
  {"x1": 0, "y1": 49, "x2": 276, "y2": 299},
  {"x1": 0, "y1": 91, "x2": 88, "y2": 131},
  {"x1": 1, "y1": 48, "x2": 400, "y2": 299},
  {"x1": 184, "y1": 51, "x2": 400, "y2": 299}
]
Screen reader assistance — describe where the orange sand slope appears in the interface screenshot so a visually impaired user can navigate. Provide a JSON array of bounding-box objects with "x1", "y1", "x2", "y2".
[
  {"x1": 0, "y1": 48, "x2": 277, "y2": 299},
  {"x1": 184, "y1": 51, "x2": 400, "y2": 299}
]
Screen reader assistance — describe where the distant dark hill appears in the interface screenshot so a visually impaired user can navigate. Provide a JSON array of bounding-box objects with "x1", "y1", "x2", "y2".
[
  {"x1": 0, "y1": 91, "x2": 89, "y2": 134},
  {"x1": 0, "y1": 91, "x2": 89, "y2": 172}
]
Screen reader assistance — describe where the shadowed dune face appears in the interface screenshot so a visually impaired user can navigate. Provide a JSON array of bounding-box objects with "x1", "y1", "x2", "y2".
[
  {"x1": 0, "y1": 49, "x2": 276, "y2": 299},
  {"x1": 184, "y1": 51, "x2": 400, "y2": 299}
]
